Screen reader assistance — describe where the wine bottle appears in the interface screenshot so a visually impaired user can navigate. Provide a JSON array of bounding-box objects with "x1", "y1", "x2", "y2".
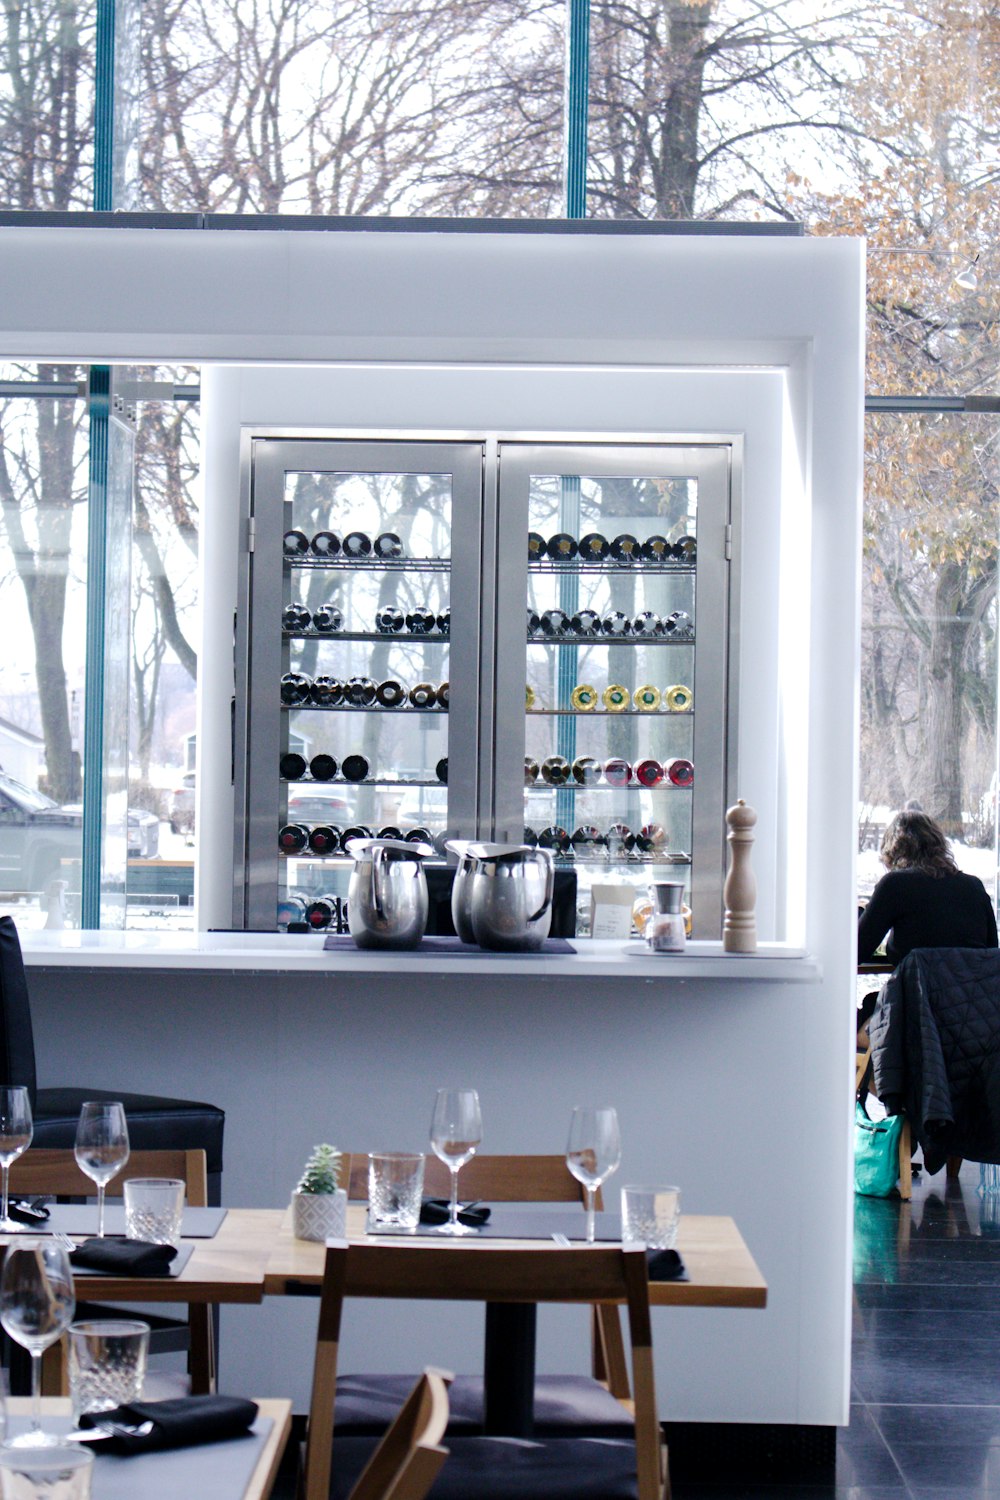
[
  {"x1": 578, "y1": 533, "x2": 609, "y2": 562},
  {"x1": 277, "y1": 896, "x2": 307, "y2": 929},
  {"x1": 633, "y1": 684, "x2": 662, "y2": 712},
  {"x1": 572, "y1": 756, "x2": 601, "y2": 786},
  {"x1": 278, "y1": 823, "x2": 310, "y2": 853},
  {"x1": 602, "y1": 611, "x2": 631, "y2": 637},
  {"x1": 639, "y1": 822, "x2": 667, "y2": 852},
  {"x1": 522, "y1": 826, "x2": 538, "y2": 847},
  {"x1": 570, "y1": 684, "x2": 598, "y2": 712},
  {"x1": 406, "y1": 827, "x2": 434, "y2": 845},
  {"x1": 635, "y1": 758, "x2": 664, "y2": 788},
  {"x1": 378, "y1": 825, "x2": 404, "y2": 841},
  {"x1": 342, "y1": 823, "x2": 374, "y2": 844},
  {"x1": 437, "y1": 681, "x2": 450, "y2": 708},
  {"x1": 571, "y1": 609, "x2": 601, "y2": 637},
  {"x1": 436, "y1": 757, "x2": 448, "y2": 784},
  {"x1": 633, "y1": 611, "x2": 661, "y2": 637},
  {"x1": 309, "y1": 753, "x2": 338, "y2": 781},
  {"x1": 546, "y1": 533, "x2": 577, "y2": 562},
  {"x1": 280, "y1": 672, "x2": 312, "y2": 706},
  {"x1": 525, "y1": 685, "x2": 537, "y2": 711},
  {"x1": 375, "y1": 605, "x2": 404, "y2": 634},
  {"x1": 541, "y1": 608, "x2": 570, "y2": 637},
  {"x1": 527, "y1": 608, "x2": 540, "y2": 637},
  {"x1": 281, "y1": 601, "x2": 311, "y2": 633},
  {"x1": 375, "y1": 680, "x2": 406, "y2": 708},
  {"x1": 308, "y1": 825, "x2": 340, "y2": 855},
  {"x1": 527, "y1": 532, "x2": 546, "y2": 562},
  {"x1": 436, "y1": 608, "x2": 451, "y2": 635},
  {"x1": 525, "y1": 756, "x2": 539, "y2": 785},
  {"x1": 666, "y1": 758, "x2": 694, "y2": 787},
  {"x1": 602, "y1": 684, "x2": 630, "y2": 712},
  {"x1": 282, "y1": 529, "x2": 310, "y2": 557},
  {"x1": 664, "y1": 683, "x2": 693, "y2": 712},
  {"x1": 663, "y1": 610, "x2": 694, "y2": 640},
  {"x1": 541, "y1": 755, "x2": 571, "y2": 786},
  {"x1": 538, "y1": 825, "x2": 571, "y2": 853},
  {"x1": 406, "y1": 608, "x2": 436, "y2": 635},
  {"x1": 610, "y1": 534, "x2": 640, "y2": 564},
  {"x1": 641, "y1": 535, "x2": 670, "y2": 563},
  {"x1": 373, "y1": 532, "x2": 403, "y2": 559},
  {"x1": 312, "y1": 602, "x2": 343, "y2": 633},
  {"x1": 603, "y1": 758, "x2": 632, "y2": 787},
  {"x1": 310, "y1": 676, "x2": 343, "y2": 708},
  {"x1": 341, "y1": 754, "x2": 370, "y2": 783},
  {"x1": 571, "y1": 825, "x2": 604, "y2": 851},
  {"x1": 346, "y1": 677, "x2": 377, "y2": 707},
  {"x1": 304, "y1": 896, "x2": 336, "y2": 930},
  {"x1": 607, "y1": 821, "x2": 636, "y2": 852},
  {"x1": 310, "y1": 531, "x2": 340, "y2": 558},
  {"x1": 673, "y1": 534, "x2": 697, "y2": 562},
  {"x1": 409, "y1": 683, "x2": 437, "y2": 708},
  {"x1": 279, "y1": 752, "x2": 307, "y2": 781},
  {"x1": 342, "y1": 531, "x2": 372, "y2": 558}
]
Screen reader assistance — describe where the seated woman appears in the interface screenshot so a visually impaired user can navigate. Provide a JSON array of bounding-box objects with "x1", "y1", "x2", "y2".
[{"x1": 857, "y1": 808, "x2": 998, "y2": 1038}]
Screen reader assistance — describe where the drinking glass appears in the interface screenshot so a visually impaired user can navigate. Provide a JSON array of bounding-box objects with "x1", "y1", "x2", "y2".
[
  {"x1": 67, "y1": 1320, "x2": 149, "y2": 1421},
  {"x1": 566, "y1": 1105, "x2": 622, "y2": 1242},
  {"x1": 429, "y1": 1088, "x2": 482, "y2": 1236},
  {"x1": 123, "y1": 1178, "x2": 184, "y2": 1246},
  {"x1": 0, "y1": 1087, "x2": 32, "y2": 1233},
  {"x1": 0, "y1": 1445, "x2": 93, "y2": 1498},
  {"x1": 0, "y1": 1241, "x2": 76, "y2": 1447},
  {"x1": 74, "y1": 1102, "x2": 129, "y2": 1238}
]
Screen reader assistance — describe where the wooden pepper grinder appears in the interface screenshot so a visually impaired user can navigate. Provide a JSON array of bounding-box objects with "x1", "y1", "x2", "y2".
[{"x1": 723, "y1": 799, "x2": 757, "y2": 953}]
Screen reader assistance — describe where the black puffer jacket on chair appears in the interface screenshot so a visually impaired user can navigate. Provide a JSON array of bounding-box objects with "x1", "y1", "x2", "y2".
[{"x1": 870, "y1": 947, "x2": 1000, "y2": 1175}]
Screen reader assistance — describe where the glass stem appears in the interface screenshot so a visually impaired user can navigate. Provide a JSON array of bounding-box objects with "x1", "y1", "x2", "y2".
[
  {"x1": 1, "y1": 1162, "x2": 9, "y2": 1225},
  {"x1": 97, "y1": 1183, "x2": 106, "y2": 1238},
  {"x1": 586, "y1": 1187, "x2": 596, "y2": 1243},
  {"x1": 30, "y1": 1349, "x2": 41, "y2": 1434},
  {"x1": 449, "y1": 1168, "x2": 460, "y2": 1228}
]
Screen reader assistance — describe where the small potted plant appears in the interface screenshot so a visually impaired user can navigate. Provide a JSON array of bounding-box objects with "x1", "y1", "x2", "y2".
[{"x1": 292, "y1": 1143, "x2": 347, "y2": 1241}]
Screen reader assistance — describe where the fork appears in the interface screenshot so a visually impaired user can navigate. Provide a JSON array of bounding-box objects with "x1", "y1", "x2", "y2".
[{"x1": 49, "y1": 1231, "x2": 76, "y2": 1254}]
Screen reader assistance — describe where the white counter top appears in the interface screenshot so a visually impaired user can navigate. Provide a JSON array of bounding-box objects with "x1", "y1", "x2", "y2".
[{"x1": 21, "y1": 929, "x2": 819, "y2": 981}]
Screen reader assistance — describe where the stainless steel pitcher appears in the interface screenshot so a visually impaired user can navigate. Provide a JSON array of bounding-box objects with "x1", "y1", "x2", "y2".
[
  {"x1": 445, "y1": 840, "x2": 514, "y2": 945},
  {"x1": 466, "y1": 844, "x2": 555, "y2": 952},
  {"x1": 346, "y1": 838, "x2": 434, "y2": 950}
]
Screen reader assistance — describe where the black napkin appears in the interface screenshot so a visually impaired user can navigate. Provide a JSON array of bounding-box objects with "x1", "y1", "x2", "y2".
[
  {"x1": 419, "y1": 1199, "x2": 491, "y2": 1228},
  {"x1": 69, "y1": 1237, "x2": 177, "y2": 1275},
  {"x1": 647, "y1": 1248, "x2": 688, "y2": 1282},
  {"x1": 80, "y1": 1395, "x2": 258, "y2": 1453},
  {"x1": 8, "y1": 1200, "x2": 49, "y2": 1226}
]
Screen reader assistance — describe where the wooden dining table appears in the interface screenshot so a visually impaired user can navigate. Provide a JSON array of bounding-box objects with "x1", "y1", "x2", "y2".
[{"x1": 264, "y1": 1201, "x2": 767, "y2": 1436}]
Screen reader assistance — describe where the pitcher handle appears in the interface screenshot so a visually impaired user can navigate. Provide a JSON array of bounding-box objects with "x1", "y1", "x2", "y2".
[
  {"x1": 527, "y1": 850, "x2": 555, "y2": 925},
  {"x1": 370, "y1": 846, "x2": 387, "y2": 923}
]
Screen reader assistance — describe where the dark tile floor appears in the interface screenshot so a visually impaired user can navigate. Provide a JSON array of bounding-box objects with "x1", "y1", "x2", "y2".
[
  {"x1": 673, "y1": 1161, "x2": 1000, "y2": 1499},
  {"x1": 274, "y1": 1163, "x2": 1000, "y2": 1497}
]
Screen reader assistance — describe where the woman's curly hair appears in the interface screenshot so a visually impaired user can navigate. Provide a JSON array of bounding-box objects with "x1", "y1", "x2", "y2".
[{"x1": 880, "y1": 810, "x2": 958, "y2": 877}]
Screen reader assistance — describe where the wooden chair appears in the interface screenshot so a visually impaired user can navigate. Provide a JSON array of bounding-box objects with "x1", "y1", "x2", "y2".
[
  {"x1": 7, "y1": 1147, "x2": 214, "y2": 1395},
  {"x1": 336, "y1": 1153, "x2": 633, "y2": 1437},
  {"x1": 304, "y1": 1240, "x2": 667, "y2": 1500},
  {"x1": 333, "y1": 1369, "x2": 451, "y2": 1500}
]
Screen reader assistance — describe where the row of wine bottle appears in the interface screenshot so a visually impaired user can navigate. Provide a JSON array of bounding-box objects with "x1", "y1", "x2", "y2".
[
  {"x1": 526, "y1": 755, "x2": 693, "y2": 789},
  {"x1": 282, "y1": 602, "x2": 451, "y2": 636},
  {"x1": 280, "y1": 673, "x2": 449, "y2": 709},
  {"x1": 528, "y1": 682, "x2": 692, "y2": 713},
  {"x1": 528, "y1": 608, "x2": 693, "y2": 640},
  {"x1": 523, "y1": 822, "x2": 680, "y2": 855},
  {"x1": 529, "y1": 532, "x2": 696, "y2": 565},
  {"x1": 283, "y1": 530, "x2": 405, "y2": 560},
  {"x1": 279, "y1": 823, "x2": 436, "y2": 857},
  {"x1": 280, "y1": 752, "x2": 448, "y2": 785}
]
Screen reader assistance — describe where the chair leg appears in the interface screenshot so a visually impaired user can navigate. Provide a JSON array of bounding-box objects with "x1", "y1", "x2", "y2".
[
  {"x1": 41, "y1": 1340, "x2": 67, "y2": 1397},
  {"x1": 946, "y1": 1155, "x2": 963, "y2": 1178},
  {"x1": 897, "y1": 1118, "x2": 912, "y2": 1201},
  {"x1": 189, "y1": 1305, "x2": 216, "y2": 1394}
]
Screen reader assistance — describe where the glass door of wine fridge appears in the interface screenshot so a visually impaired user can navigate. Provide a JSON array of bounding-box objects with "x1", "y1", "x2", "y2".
[
  {"x1": 490, "y1": 443, "x2": 735, "y2": 939},
  {"x1": 235, "y1": 438, "x2": 484, "y2": 931}
]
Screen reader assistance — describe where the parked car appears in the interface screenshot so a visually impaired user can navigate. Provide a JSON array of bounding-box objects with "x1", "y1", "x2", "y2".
[
  {"x1": 168, "y1": 772, "x2": 196, "y2": 835},
  {"x1": 285, "y1": 785, "x2": 352, "y2": 825},
  {"x1": 0, "y1": 769, "x2": 159, "y2": 893}
]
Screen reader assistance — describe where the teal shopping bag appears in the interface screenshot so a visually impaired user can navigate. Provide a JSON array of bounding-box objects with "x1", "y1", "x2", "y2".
[{"x1": 854, "y1": 1101, "x2": 904, "y2": 1197}]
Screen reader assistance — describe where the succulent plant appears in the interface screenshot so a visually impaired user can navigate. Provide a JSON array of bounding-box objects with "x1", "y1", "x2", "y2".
[{"x1": 296, "y1": 1143, "x2": 343, "y2": 1195}]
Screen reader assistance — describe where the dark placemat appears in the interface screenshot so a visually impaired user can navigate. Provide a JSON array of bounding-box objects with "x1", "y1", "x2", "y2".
[
  {"x1": 323, "y1": 934, "x2": 576, "y2": 955},
  {"x1": 70, "y1": 1241, "x2": 195, "y2": 1279},
  {"x1": 2, "y1": 1205, "x2": 226, "y2": 1239}
]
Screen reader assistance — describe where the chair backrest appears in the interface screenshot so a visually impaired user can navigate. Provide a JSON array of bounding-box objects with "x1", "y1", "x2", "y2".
[
  {"x1": 9, "y1": 1147, "x2": 209, "y2": 1206},
  {"x1": 304, "y1": 1241, "x2": 661, "y2": 1500},
  {"x1": 0, "y1": 917, "x2": 37, "y2": 1105},
  {"x1": 345, "y1": 1368, "x2": 452, "y2": 1500}
]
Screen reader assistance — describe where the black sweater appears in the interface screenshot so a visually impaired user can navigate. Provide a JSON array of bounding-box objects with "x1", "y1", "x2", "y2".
[{"x1": 858, "y1": 868, "x2": 998, "y2": 966}]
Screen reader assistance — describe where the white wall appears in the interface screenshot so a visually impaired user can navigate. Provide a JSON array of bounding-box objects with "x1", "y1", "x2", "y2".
[{"x1": 1, "y1": 225, "x2": 865, "y2": 1428}]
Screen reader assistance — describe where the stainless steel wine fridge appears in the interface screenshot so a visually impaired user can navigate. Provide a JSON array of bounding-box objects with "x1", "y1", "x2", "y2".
[{"x1": 233, "y1": 432, "x2": 739, "y2": 938}]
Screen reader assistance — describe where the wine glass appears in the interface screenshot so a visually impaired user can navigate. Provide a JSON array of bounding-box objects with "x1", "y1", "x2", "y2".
[
  {"x1": 0, "y1": 1086, "x2": 33, "y2": 1232},
  {"x1": 429, "y1": 1088, "x2": 482, "y2": 1236},
  {"x1": 566, "y1": 1105, "x2": 622, "y2": 1242},
  {"x1": 0, "y1": 1240, "x2": 75, "y2": 1446},
  {"x1": 74, "y1": 1102, "x2": 129, "y2": 1238}
]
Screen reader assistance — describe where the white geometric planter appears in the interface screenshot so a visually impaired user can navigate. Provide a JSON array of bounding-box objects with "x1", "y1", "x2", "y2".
[{"x1": 292, "y1": 1187, "x2": 347, "y2": 1242}]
